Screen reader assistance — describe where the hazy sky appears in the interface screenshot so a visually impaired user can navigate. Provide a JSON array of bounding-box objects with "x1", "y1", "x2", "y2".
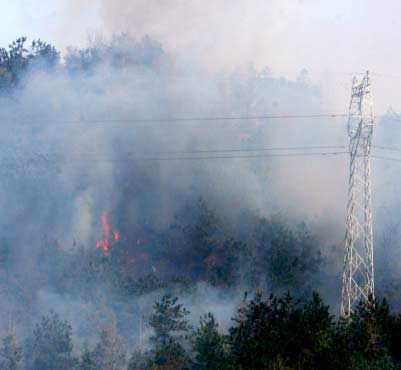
[{"x1": 2, "y1": 0, "x2": 401, "y2": 112}]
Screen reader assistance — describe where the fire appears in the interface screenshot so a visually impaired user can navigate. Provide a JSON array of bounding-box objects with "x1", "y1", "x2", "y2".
[
  {"x1": 96, "y1": 213, "x2": 119, "y2": 253},
  {"x1": 95, "y1": 213, "x2": 156, "y2": 276}
]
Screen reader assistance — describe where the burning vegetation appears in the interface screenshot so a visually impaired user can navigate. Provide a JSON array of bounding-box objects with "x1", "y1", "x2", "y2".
[
  {"x1": 0, "y1": 32, "x2": 400, "y2": 370},
  {"x1": 96, "y1": 213, "x2": 120, "y2": 253}
]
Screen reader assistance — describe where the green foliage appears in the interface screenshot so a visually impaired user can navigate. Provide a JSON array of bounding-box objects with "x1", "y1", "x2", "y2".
[
  {"x1": 205, "y1": 238, "x2": 247, "y2": 287},
  {"x1": 0, "y1": 335, "x2": 22, "y2": 370},
  {"x1": 13, "y1": 197, "x2": 326, "y2": 303},
  {"x1": 171, "y1": 197, "x2": 220, "y2": 280},
  {"x1": 0, "y1": 37, "x2": 29, "y2": 87},
  {"x1": 9, "y1": 292, "x2": 401, "y2": 370},
  {"x1": 229, "y1": 292, "x2": 335, "y2": 370},
  {"x1": 249, "y1": 217, "x2": 323, "y2": 293},
  {"x1": 149, "y1": 295, "x2": 190, "y2": 344},
  {"x1": 148, "y1": 295, "x2": 190, "y2": 369},
  {"x1": 0, "y1": 37, "x2": 59, "y2": 89},
  {"x1": 350, "y1": 351, "x2": 395, "y2": 370},
  {"x1": 338, "y1": 297, "x2": 396, "y2": 368},
  {"x1": 192, "y1": 313, "x2": 228, "y2": 370},
  {"x1": 24, "y1": 312, "x2": 75, "y2": 370},
  {"x1": 29, "y1": 39, "x2": 59, "y2": 66}
]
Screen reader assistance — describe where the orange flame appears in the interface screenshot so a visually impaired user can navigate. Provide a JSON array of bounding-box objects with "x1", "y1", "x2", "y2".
[{"x1": 96, "y1": 213, "x2": 119, "y2": 253}]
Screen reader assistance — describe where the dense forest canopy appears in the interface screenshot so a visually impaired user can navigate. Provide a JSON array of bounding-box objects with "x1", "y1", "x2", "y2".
[{"x1": 0, "y1": 35, "x2": 401, "y2": 369}]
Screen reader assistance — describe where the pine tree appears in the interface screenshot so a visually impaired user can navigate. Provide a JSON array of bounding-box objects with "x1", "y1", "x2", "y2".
[
  {"x1": 24, "y1": 312, "x2": 75, "y2": 370},
  {"x1": 192, "y1": 313, "x2": 228, "y2": 370},
  {"x1": 127, "y1": 350, "x2": 152, "y2": 370},
  {"x1": 148, "y1": 295, "x2": 190, "y2": 369},
  {"x1": 0, "y1": 334, "x2": 22, "y2": 370},
  {"x1": 229, "y1": 292, "x2": 336, "y2": 370},
  {"x1": 340, "y1": 297, "x2": 396, "y2": 369}
]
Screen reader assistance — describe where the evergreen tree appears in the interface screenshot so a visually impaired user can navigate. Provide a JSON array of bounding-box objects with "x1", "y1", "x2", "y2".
[
  {"x1": 249, "y1": 217, "x2": 323, "y2": 294},
  {"x1": 171, "y1": 198, "x2": 219, "y2": 280},
  {"x1": 24, "y1": 312, "x2": 75, "y2": 370},
  {"x1": 0, "y1": 334, "x2": 22, "y2": 370},
  {"x1": 192, "y1": 313, "x2": 228, "y2": 370},
  {"x1": 205, "y1": 238, "x2": 247, "y2": 287},
  {"x1": 127, "y1": 350, "x2": 152, "y2": 370},
  {"x1": 340, "y1": 297, "x2": 395, "y2": 369},
  {"x1": 229, "y1": 292, "x2": 335, "y2": 370},
  {"x1": 148, "y1": 295, "x2": 190, "y2": 369},
  {"x1": 0, "y1": 37, "x2": 59, "y2": 89}
]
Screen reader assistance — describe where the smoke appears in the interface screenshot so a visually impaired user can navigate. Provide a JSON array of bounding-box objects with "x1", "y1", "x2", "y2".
[
  {"x1": 0, "y1": 33, "x2": 345, "y2": 344},
  {"x1": 98, "y1": 0, "x2": 401, "y2": 112},
  {"x1": 16, "y1": 0, "x2": 396, "y2": 114},
  {"x1": 1, "y1": 7, "x2": 401, "y2": 350}
]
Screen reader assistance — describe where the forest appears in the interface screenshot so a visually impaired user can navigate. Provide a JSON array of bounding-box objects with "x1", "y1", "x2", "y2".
[
  {"x1": 0, "y1": 35, "x2": 401, "y2": 369},
  {"x1": 2, "y1": 291, "x2": 401, "y2": 370}
]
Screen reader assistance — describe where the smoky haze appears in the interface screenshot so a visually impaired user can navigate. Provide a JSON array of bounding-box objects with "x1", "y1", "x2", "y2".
[
  {"x1": 10, "y1": 0, "x2": 401, "y2": 112},
  {"x1": 1, "y1": 2, "x2": 401, "y2": 358},
  {"x1": 0, "y1": 34, "x2": 346, "y2": 344}
]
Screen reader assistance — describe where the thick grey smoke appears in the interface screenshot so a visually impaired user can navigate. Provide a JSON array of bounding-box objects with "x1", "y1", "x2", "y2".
[
  {"x1": 0, "y1": 34, "x2": 350, "y2": 345},
  {"x1": 1, "y1": 9, "x2": 401, "y2": 350}
]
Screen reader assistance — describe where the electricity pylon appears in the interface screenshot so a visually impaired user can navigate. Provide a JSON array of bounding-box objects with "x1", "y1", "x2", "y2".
[{"x1": 341, "y1": 71, "x2": 374, "y2": 317}]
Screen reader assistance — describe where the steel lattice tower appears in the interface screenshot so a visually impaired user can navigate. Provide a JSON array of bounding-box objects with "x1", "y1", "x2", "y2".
[{"x1": 341, "y1": 71, "x2": 374, "y2": 317}]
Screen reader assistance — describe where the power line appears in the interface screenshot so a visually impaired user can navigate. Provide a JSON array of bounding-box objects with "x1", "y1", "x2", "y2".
[
  {"x1": 58, "y1": 151, "x2": 349, "y2": 163},
  {"x1": 12, "y1": 145, "x2": 401, "y2": 164},
  {"x1": 65, "y1": 145, "x2": 348, "y2": 157},
  {"x1": 10, "y1": 145, "x2": 401, "y2": 162},
  {"x1": 12, "y1": 113, "x2": 350, "y2": 126},
  {"x1": 12, "y1": 113, "x2": 401, "y2": 127}
]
